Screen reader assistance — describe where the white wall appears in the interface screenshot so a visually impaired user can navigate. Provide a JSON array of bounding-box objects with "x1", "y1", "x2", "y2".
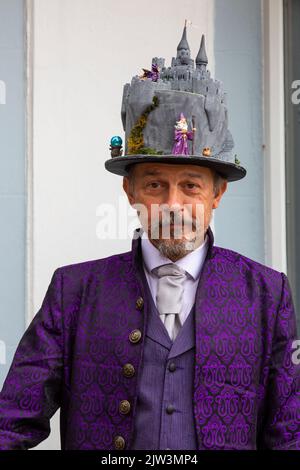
[
  {"x1": 28, "y1": 0, "x2": 214, "y2": 450},
  {"x1": 0, "y1": 0, "x2": 26, "y2": 390}
]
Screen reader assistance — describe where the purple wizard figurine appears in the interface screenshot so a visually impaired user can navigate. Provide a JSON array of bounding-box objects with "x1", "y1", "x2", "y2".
[{"x1": 172, "y1": 113, "x2": 196, "y2": 155}]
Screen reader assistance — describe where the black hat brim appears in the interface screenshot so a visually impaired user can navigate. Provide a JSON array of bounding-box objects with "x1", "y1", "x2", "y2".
[{"x1": 105, "y1": 154, "x2": 246, "y2": 182}]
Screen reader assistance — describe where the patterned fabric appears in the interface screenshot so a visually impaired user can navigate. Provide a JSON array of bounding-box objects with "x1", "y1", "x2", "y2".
[{"x1": 0, "y1": 226, "x2": 299, "y2": 450}]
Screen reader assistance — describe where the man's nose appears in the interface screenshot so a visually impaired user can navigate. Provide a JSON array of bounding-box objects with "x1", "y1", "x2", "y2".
[{"x1": 164, "y1": 185, "x2": 183, "y2": 208}]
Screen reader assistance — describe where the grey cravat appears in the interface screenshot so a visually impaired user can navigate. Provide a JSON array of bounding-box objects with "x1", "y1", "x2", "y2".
[{"x1": 152, "y1": 263, "x2": 187, "y2": 341}]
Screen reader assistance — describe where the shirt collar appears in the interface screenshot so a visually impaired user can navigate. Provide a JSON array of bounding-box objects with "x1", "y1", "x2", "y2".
[{"x1": 141, "y1": 228, "x2": 209, "y2": 281}]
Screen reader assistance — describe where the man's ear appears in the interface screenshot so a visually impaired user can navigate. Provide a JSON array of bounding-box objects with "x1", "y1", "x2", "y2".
[{"x1": 212, "y1": 180, "x2": 227, "y2": 209}]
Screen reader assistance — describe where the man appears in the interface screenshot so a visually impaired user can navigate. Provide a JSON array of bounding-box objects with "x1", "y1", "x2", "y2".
[{"x1": 0, "y1": 25, "x2": 299, "y2": 451}]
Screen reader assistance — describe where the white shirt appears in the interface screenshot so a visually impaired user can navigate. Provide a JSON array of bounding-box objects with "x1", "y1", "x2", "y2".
[{"x1": 141, "y1": 229, "x2": 209, "y2": 326}]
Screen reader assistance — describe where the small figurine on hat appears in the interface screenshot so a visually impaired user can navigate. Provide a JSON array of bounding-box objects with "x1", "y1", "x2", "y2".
[
  {"x1": 234, "y1": 154, "x2": 241, "y2": 165},
  {"x1": 139, "y1": 63, "x2": 160, "y2": 82},
  {"x1": 172, "y1": 113, "x2": 196, "y2": 156},
  {"x1": 202, "y1": 147, "x2": 211, "y2": 157}
]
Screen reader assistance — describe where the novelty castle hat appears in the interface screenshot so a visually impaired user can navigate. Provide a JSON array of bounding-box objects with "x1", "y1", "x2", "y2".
[{"x1": 105, "y1": 22, "x2": 247, "y2": 182}]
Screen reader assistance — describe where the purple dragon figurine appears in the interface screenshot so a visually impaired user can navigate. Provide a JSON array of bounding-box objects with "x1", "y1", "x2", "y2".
[{"x1": 139, "y1": 63, "x2": 160, "y2": 82}]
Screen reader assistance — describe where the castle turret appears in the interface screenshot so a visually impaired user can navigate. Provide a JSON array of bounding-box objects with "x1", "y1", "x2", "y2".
[
  {"x1": 177, "y1": 22, "x2": 190, "y2": 51},
  {"x1": 195, "y1": 34, "x2": 208, "y2": 69},
  {"x1": 175, "y1": 21, "x2": 192, "y2": 66}
]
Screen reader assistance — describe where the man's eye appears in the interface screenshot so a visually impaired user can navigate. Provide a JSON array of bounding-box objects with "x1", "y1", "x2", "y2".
[
  {"x1": 147, "y1": 182, "x2": 161, "y2": 188},
  {"x1": 186, "y1": 183, "x2": 199, "y2": 189}
]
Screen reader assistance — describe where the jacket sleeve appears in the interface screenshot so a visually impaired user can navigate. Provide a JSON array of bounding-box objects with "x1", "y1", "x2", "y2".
[
  {"x1": 260, "y1": 272, "x2": 300, "y2": 450},
  {"x1": 0, "y1": 268, "x2": 63, "y2": 450}
]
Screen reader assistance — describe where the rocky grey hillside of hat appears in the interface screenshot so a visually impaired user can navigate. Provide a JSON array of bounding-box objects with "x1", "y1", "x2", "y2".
[{"x1": 121, "y1": 27, "x2": 234, "y2": 162}]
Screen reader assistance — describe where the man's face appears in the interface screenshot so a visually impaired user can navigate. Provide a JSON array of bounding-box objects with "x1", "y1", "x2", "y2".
[{"x1": 123, "y1": 163, "x2": 227, "y2": 261}]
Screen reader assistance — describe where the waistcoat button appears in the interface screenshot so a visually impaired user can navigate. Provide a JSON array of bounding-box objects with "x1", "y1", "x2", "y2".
[
  {"x1": 168, "y1": 362, "x2": 176, "y2": 372},
  {"x1": 114, "y1": 435, "x2": 125, "y2": 450},
  {"x1": 166, "y1": 404, "x2": 175, "y2": 414},
  {"x1": 136, "y1": 297, "x2": 144, "y2": 310},
  {"x1": 122, "y1": 363, "x2": 135, "y2": 377},
  {"x1": 119, "y1": 400, "x2": 131, "y2": 414},
  {"x1": 129, "y1": 329, "x2": 142, "y2": 343}
]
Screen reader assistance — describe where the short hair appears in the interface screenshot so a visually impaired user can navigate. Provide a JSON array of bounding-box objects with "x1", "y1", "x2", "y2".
[{"x1": 126, "y1": 164, "x2": 227, "y2": 197}]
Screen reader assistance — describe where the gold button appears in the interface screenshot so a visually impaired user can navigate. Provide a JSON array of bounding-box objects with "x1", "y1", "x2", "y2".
[
  {"x1": 114, "y1": 435, "x2": 125, "y2": 450},
  {"x1": 136, "y1": 296, "x2": 144, "y2": 310},
  {"x1": 129, "y1": 329, "x2": 142, "y2": 344},
  {"x1": 119, "y1": 400, "x2": 131, "y2": 414},
  {"x1": 122, "y1": 363, "x2": 135, "y2": 377}
]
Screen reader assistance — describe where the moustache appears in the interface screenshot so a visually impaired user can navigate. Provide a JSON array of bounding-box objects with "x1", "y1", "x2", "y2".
[{"x1": 150, "y1": 214, "x2": 196, "y2": 231}]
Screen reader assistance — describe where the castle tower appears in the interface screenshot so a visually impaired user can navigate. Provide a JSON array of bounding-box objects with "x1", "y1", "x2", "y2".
[
  {"x1": 174, "y1": 21, "x2": 193, "y2": 66},
  {"x1": 195, "y1": 34, "x2": 208, "y2": 70}
]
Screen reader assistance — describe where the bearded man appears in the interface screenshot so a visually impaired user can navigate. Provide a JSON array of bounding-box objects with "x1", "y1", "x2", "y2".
[{"x1": 0, "y1": 25, "x2": 299, "y2": 451}]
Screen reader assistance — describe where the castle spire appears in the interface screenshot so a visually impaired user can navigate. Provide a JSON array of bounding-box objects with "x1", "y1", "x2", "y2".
[
  {"x1": 177, "y1": 20, "x2": 190, "y2": 51},
  {"x1": 196, "y1": 34, "x2": 208, "y2": 67}
]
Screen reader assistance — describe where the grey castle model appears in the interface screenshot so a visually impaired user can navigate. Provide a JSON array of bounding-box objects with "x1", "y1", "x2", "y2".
[{"x1": 105, "y1": 24, "x2": 246, "y2": 183}]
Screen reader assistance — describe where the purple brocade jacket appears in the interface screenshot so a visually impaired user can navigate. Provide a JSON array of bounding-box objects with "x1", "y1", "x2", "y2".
[{"x1": 0, "y1": 226, "x2": 300, "y2": 450}]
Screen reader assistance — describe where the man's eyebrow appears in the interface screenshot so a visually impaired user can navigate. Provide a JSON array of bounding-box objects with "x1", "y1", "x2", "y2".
[
  {"x1": 182, "y1": 172, "x2": 205, "y2": 180},
  {"x1": 141, "y1": 170, "x2": 162, "y2": 177},
  {"x1": 141, "y1": 170, "x2": 205, "y2": 179}
]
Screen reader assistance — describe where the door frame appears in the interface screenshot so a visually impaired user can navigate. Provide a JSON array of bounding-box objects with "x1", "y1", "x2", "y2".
[{"x1": 262, "y1": 0, "x2": 287, "y2": 273}]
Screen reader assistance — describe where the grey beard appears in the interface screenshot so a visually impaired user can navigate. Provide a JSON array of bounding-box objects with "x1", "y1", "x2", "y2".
[{"x1": 155, "y1": 238, "x2": 197, "y2": 260}]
